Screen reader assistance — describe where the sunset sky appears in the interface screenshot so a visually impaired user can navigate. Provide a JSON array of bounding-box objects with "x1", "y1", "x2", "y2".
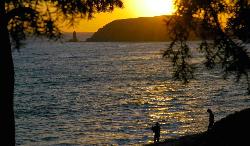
[{"x1": 63, "y1": 0, "x2": 175, "y2": 32}]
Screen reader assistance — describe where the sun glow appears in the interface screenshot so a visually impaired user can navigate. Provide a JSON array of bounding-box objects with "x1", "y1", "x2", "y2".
[
  {"x1": 64, "y1": 0, "x2": 176, "y2": 32},
  {"x1": 134, "y1": 0, "x2": 175, "y2": 17}
]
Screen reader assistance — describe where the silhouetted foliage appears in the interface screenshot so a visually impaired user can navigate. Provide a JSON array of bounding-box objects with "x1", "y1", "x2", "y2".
[
  {"x1": 164, "y1": 0, "x2": 250, "y2": 93},
  {"x1": 3, "y1": 0, "x2": 123, "y2": 48},
  {"x1": 0, "y1": 0, "x2": 123, "y2": 145}
]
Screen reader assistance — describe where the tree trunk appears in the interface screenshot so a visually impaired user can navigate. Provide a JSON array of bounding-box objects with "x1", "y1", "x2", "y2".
[{"x1": 0, "y1": 3, "x2": 15, "y2": 145}]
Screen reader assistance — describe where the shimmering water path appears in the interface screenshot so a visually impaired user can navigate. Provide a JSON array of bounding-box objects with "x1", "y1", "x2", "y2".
[{"x1": 14, "y1": 40, "x2": 250, "y2": 145}]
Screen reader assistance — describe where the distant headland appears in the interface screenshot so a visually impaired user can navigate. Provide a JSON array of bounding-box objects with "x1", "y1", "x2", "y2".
[{"x1": 86, "y1": 16, "x2": 200, "y2": 42}]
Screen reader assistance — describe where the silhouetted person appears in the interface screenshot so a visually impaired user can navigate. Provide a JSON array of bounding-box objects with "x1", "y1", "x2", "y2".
[
  {"x1": 151, "y1": 122, "x2": 161, "y2": 143},
  {"x1": 207, "y1": 109, "x2": 214, "y2": 130}
]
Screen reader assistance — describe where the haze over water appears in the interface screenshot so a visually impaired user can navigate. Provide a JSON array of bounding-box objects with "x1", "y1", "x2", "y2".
[{"x1": 14, "y1": 34, "x2": 250, "y2": 145}]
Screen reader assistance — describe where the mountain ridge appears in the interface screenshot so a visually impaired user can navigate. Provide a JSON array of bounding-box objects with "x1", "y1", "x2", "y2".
[{"x1": 86, "y1": 16, "x2": 175, "y2": 42}]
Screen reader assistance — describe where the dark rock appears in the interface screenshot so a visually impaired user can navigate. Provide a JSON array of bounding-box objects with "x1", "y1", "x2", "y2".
[{"x1": 146, "y1": 108, "x2": 250, "y2": 146}]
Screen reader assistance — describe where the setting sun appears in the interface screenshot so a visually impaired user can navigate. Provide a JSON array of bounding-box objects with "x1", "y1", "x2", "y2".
[
  {"x1": 65, "y1": 0, "x2": 176, "y2": 32},
  {"x1": 134, "y1": 0, "x2": 175, "y2": 17}
]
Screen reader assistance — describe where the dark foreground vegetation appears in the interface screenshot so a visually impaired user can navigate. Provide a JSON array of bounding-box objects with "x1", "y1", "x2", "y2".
[
  {"x1": 0, "y1": 1, "x2": 123, "y2": 145},
  {"x1": 146, "y1": 108, "x2": 250, "y2": 146}
]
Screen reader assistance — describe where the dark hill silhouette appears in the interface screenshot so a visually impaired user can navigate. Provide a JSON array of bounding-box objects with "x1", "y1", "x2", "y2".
[
  {"x1": 87, "y1": 16, "x2": 169, "y2": 42},
  {"x1": 87, "y1": 16, "x2": 201, "y2": 42},
  {"x1": 146, "y1": 108, "x2": 250, "y2": 146}
]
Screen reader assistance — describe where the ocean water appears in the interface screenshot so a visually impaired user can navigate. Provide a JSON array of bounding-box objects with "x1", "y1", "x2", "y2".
[{"x1": 14, "y1": 36, "x2": 250, "y2": 145}]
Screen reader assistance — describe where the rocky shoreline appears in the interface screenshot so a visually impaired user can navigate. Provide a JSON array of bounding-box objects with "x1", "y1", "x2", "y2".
[{"x1": 145, "y1": 108, "x2": 250, "y2": 146}]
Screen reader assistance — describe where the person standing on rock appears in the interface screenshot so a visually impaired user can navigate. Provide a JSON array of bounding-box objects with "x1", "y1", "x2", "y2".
[{"x1": 207, "y1": 109, "x2": 214, "y2": 130}]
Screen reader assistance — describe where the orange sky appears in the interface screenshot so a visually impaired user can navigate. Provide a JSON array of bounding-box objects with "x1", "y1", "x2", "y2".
[{"x1": 63, "y1": 0, "x2": 175, "y2": 32}]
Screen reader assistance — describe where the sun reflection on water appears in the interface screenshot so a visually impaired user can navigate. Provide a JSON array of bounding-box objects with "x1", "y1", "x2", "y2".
[
  {"x1": 14, "y1": 42, "x2": 250, "y2": 145},
  {"x1": 124, "y1": 81, "x2": 207, "y2": 140}
]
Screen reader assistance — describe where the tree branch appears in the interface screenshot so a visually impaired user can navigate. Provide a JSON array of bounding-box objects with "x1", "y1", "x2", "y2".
[{"x1": 3, "y1": 7, "x2": 37, "y2": 26}]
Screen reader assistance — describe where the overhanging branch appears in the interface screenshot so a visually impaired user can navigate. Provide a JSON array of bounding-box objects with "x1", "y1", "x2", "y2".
[{"x1": 3, "y1": 7, "x2": 37, "y2": 26}]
